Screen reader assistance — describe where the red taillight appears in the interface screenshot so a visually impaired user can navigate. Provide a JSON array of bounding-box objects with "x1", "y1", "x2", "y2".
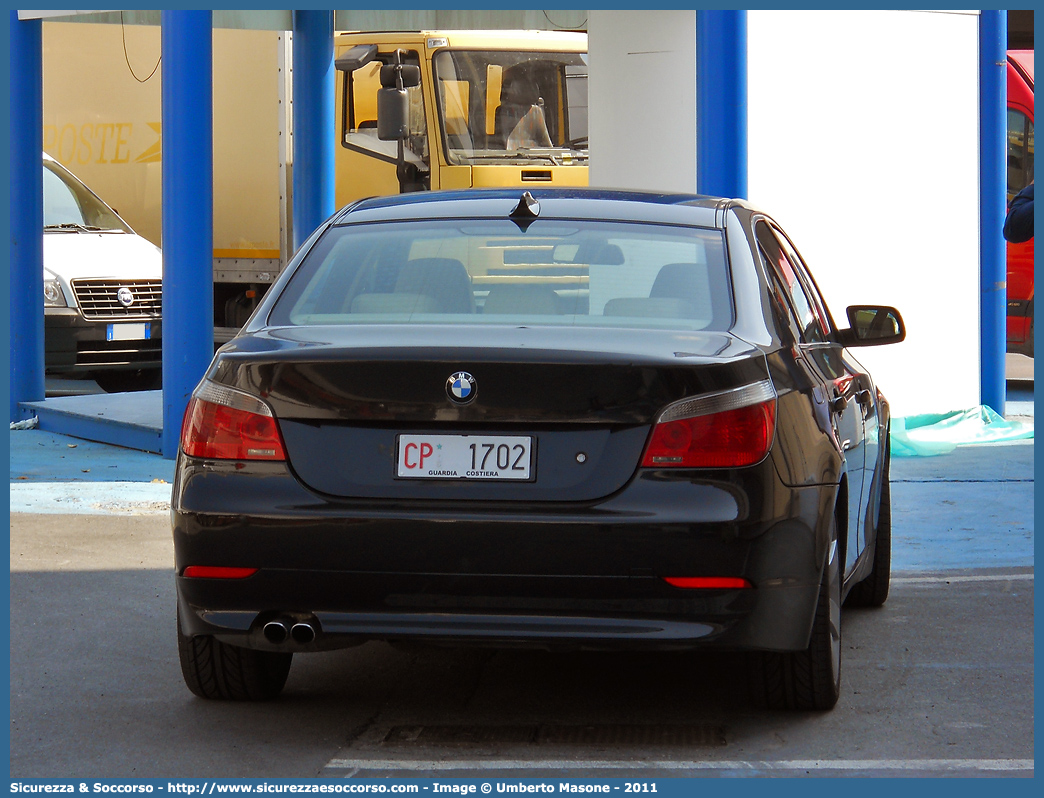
[
  {"x1": 180, "y1": 382, "x2": 286, "y2": 461},
  {"x1": 641, "y1": 381, "x2": 776, "y2": 469},
  {"x1": 663, "y1": 577, "x2": 753, "y2": 589},
  {"x1": 182, "y1": 566, "x2": 259, "y2": 579}
]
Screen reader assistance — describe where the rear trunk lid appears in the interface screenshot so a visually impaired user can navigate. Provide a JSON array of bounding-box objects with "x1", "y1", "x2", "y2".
[{"x1": 209, "y1": 325, "x2": 769, "y2": 501}]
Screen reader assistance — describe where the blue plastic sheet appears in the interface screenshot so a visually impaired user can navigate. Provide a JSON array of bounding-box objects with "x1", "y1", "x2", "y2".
[{"x1": 890, "y1": 405, "x2": 1034, "y2": 457}]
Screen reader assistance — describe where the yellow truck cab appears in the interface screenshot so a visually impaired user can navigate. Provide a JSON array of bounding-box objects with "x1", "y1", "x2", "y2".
[{"x1": 333, "y1": 30, "x2": 589, "y2": 207}]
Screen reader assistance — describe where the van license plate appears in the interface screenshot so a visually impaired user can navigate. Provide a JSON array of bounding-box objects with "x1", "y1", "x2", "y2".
[
  {"x1": 107, "y1": 323, "x2": 150, "y2": 341},
  {"x1": 397, "y1": 434, "x2": 533, "y2": 480}
]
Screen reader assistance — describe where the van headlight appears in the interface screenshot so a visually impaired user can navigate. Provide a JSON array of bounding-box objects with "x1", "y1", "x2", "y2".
[{"x1": 44, "y1": 279, "x2": 67, "y2": 307}]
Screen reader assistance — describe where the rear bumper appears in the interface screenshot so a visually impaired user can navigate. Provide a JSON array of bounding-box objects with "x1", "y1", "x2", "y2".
[
  {"x1": 45, "y1": 308, "x2": 162, "y2": 374},
  {"x1": 172, "y1": 459, "x2": 832, "y2": 653}
]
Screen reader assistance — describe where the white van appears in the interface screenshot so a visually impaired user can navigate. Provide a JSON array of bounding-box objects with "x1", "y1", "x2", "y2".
[{"x1": 42, "y1": 153, "x2": 163, "y2": 392}]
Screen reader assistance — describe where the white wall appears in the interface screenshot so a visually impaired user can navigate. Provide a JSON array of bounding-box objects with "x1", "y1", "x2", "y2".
[
  {"x1": 587, "y1": 10, "x2": 982, "y2": 418},
  {"x1": 588, "y1": 10, "x2": 698, "y2": 192},
  {"x1": 747, "y1": 10, "x2": 981, "y2": 417}
]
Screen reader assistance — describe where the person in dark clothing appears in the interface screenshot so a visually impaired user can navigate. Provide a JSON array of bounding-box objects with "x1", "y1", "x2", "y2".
[{"x1": 1004, "y1": 182, "x2": 1034, "y2": 243}]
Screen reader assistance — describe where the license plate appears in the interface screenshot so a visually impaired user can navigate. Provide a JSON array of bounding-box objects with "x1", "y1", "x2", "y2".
[
  {"x1": 397, "y1": 434, "x2": 533, "y2": 480},
  {"x1": 107, "y1": 322, "x2": 151, "y2": 341}
]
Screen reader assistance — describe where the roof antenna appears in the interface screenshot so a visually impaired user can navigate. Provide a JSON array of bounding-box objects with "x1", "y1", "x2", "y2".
[{"x1": 509, "y1": 191, "x2": 540, "y2": 232}]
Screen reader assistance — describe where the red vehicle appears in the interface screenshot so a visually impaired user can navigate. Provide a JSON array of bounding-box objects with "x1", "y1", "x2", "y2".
[{"x1": 1007, "y1": 50, "x2": 1034, "y2": 357}]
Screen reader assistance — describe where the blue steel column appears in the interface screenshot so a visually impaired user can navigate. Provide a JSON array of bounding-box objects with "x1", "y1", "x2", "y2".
[
  {"x1": 978, "y1": 11, "x2": 1007, "y2": 415},
  {"x1": 161, "y1": 11, "x2": 214, "y2": 458},
  {"x1": 9, "y1": 12, "x2": 45, "y2": 421},
  {"x1": 696, "y1": 10, "x2": 747, "y2": 199},
  {"x1": 292, "y1": 11, "x2": 335, "y2": 249}
]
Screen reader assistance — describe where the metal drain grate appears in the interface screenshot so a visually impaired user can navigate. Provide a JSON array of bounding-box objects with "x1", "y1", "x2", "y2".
[
  {"x1": 385, "y1": 726, "x2": 538, "y2": 745},
  {"x1": 383, "y1": 724, "x2": 726, "y2": 747},
  {"x1": 538, "y1": 724, "x2": 725, "y2": 746}
]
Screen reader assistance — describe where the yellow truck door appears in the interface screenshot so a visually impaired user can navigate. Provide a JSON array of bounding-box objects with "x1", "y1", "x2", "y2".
[{"x1": 334, "y1": 31, "x2": 589, "y2": 206}]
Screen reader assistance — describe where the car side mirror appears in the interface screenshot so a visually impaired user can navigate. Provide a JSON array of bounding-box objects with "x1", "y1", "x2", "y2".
[{"x1": 837, "y1": 305, "x2": 906, "y2": 347}]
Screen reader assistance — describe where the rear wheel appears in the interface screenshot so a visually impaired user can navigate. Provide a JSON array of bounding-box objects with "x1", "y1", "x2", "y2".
[
  {"x1": 751, "y1": 515, "x2": 842, "y2": 711},
  {"x1": 846, "y1": 453, "x2": 892, "y2": 608},
  {"x1": 177, "y1": 608, "x2": 292, "y2": 700}
]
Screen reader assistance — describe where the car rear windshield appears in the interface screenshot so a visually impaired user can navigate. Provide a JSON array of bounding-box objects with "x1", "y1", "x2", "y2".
[{"x1": 269, "y1": 219, "x2": 732, "y2": 331}]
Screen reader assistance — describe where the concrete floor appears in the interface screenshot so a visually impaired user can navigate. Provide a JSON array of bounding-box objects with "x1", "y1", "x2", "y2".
[{"x1": 1005, "y1": 352, "x2": 1034, "y2": 382}]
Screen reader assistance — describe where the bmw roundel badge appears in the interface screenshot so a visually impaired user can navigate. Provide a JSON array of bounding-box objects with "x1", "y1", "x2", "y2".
[{"x1": 447, "y1": 371, "x2": 477, "y2": 405}]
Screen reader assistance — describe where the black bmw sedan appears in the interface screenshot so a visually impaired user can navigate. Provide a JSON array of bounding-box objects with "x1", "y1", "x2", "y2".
[{"x1": 173, "y1": 188, "x2": 904, "y2": 709}]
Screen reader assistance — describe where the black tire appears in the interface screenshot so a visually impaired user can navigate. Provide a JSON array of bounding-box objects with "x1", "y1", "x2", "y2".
[
  {"x1": 177, "y1": 608, "x2": 292, "y2": 701},
  {"x1": 751, "y1": 516, "x2": 842, "y2": 711},
  {"x1": 846, "y1": 452, "x2": 891, "y2": 608}
]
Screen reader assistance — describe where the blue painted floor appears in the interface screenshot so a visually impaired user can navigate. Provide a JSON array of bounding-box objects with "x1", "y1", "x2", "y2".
[
  {"x1": 10, "y1": 428, "x2": 174, "y2": 483},
  {"x1": 20, "y1": 389, "x2": 163, "y2": 454},
  {"x1": 1007, "y1": 382, "x2": 1033, "y2": 410},
  {"x1": 9, "y1": 428, "x2": 174, "y2": 515},
  {"x1": 890, "y1": 440, "x2": 1033, "y2": 571}
]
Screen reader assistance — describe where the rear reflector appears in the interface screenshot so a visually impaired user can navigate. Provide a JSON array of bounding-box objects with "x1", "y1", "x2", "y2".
[
  {"x1": 182, "y1": 566, "x2": 259, "y2": 579},
  {"x1": 663, "y1": 577, "x2": 753, "y2": 589},
  {"x1": 180, "y1": 381, "x2": 286, "y2": 461},
  {"x1": 641, "y1": 380, "x2": 776, "y2": 469}
]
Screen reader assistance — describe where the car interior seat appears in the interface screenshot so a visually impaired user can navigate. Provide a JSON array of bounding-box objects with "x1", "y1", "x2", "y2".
[
  {"x1": 649, "y1": 262, "x2": 710, "y2": 319},
  {"x1": 395, "y1": 257, "x2": 476, "y2": 313},
  {"x1": 483, "y1": 284, "x2": 562, "y2": 315}
]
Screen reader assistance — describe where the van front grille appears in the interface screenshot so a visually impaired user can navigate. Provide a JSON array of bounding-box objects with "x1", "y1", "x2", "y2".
[{"x1": 71, "y1": 279, "x2": 162, "y2": 320}]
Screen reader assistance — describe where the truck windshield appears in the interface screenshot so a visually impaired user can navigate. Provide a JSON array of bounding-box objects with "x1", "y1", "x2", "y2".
[
  {"x1": 432, "y1": 50, "x2": 588, "y2": 166},
  {"x1": 43, "y1": 160, "x2": 131, "y2": 233}
]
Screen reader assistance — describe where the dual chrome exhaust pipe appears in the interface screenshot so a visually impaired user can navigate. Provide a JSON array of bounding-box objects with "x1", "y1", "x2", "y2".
[{"x1": 262, "y1": 617, "x2": 318, "y2": 646}]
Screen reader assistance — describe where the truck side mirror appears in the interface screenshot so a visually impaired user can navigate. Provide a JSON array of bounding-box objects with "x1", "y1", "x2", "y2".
[
  {"x1": 376, "y1": 63, "x2": 421, "y2": 141},
  {"x1": 334, "y1": 44, "x2": 378, "y2": 73},
  {"x1": 377, "y1": 88, "x2": 409, "y2": 140},
  {"x1": 379, "y1": 64, "x2": 421, "y2": 89}
]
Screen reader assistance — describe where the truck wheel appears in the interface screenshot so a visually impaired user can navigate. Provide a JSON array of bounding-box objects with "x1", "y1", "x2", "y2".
[
  {"x1": 751, "y1": 514, "x2": 842, "y2": 711},
  {"x1": 177, "y1": 609, "x2": 292, "y2": 700},
  {"x1": 846, "y1": 454, "x2": 892, "y2": 608}
]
